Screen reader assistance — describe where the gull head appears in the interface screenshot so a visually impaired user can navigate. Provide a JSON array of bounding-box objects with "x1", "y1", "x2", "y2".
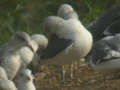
[
  {"x1": 57, "y1": 4, "x2": 78, "y2": 19},
  {"x1": 19, "y1": 69, "x2": 34, "y2": 82}
]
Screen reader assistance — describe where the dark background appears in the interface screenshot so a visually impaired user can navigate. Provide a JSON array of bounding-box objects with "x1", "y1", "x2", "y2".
[{"x1": 0, "y1": 0, "x2": 119, "y2": 44}]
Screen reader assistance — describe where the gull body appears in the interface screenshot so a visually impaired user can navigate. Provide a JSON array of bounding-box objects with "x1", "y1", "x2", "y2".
[
  {"x1": 0, "y1": 79, "x2": 17, "y2": 90},
  {"x1": 90, "y1": 34, "x2": 120, "y2": 72},
  {"x1": 16, "y1": 34, "x2": 48, "y2": 78},
  {"x1": 57, "y1": 4, "x2": 79, "y2": 19},
  {"x1": 0, "y1": 32, "x2": 48, "y2": 80},
  {"x1": 87, "y1": 5, "x2": 120, "y2": 41},
  {"x1": 17, "y1": 68, "x2": 36, "y2": 90},
  {"x1": 40, "y1": 6, "x2": 92, "y2": 65},
  {"x1": 0, "y1": 32, "x2": 33, "y2": 80}
]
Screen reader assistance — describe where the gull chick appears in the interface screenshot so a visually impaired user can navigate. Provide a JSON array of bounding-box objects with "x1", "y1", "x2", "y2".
[
  {"x1": 16, "y1": 34, "x2": 48, "y2": 79},
  {"x1": 0, "y1": 32, "x2": 34, "y2": 80},
  {"x1": 17, "y1": 68, "x2": 36, "y2": 90},
  {"x1": 87, "y1": 5, "x2": 120, "y2": 41}
]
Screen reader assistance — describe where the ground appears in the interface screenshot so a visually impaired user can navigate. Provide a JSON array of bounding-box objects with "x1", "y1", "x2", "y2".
[{"x1": 34, "y1": 61, "x2": 120, "y2": 90}]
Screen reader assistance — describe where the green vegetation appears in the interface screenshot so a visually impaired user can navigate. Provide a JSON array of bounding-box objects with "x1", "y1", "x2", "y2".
[{"x1": 0, "y1": 0, "x2": 120, "y2": 45}]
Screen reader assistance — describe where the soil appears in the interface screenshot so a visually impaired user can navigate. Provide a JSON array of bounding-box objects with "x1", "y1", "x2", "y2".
[{"x1": 34, "y1": 61, "x2": 120, "y2": 90}]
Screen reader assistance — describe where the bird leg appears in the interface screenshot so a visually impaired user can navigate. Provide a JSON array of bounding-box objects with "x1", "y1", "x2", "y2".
[
  {"x1": 70, "y1": 63, "x2": 74, "y2": 79},
  {"x1": 61, "y1": 65, "x2": 66, "y2": 81}
]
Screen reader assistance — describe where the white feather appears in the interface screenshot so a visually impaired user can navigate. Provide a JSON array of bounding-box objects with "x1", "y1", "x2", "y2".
[
  {"x1": 17, "y1": 68, "x2": 36, "y2": 90},
  {"x1": 0, "y1": 79, "x2": 17, "y2": 90}
]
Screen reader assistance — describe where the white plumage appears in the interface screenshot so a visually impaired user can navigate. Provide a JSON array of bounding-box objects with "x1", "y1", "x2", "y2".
[
  {"x1": 40, "y1": 15, "x2": 93, "y2": 65},
  {"x1": 0, "y1": 66, "x2": 8, "y2": 80},
  {"x1": 0, "y1": 32, "x2": 48, "y2": 80},
  {"x1": 17, "y1": 68, "x2": 36, "y2": 90},
  {"x1": 0, "y1": 79, "x2": 17, "y2": 90},
  {"x1": 40, "y1": 4, "x2": 92, "y2": 80},
  {"x1": 16, "y1": 34, "x2": 48, "y2": 80},
  {"x1": 0, "y1": 66, "x2": 17, "y2": 90},
  {"x1": 27, "y1": 34, "x2": 48, "y2": 71},
  {"x1": 0, "y1": 32, "x2": 33, "y2": 80},
  {"x1": 57, "y1": 4, "x2": 79, "y2": 19},
  {"x1": 19, "y1": 34, "x2": 48, "y2": 68}
]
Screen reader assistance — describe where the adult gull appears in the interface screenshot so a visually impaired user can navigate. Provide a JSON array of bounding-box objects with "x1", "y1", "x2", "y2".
[
  {"x1": 87, "y1": 5, "x2": 120, "y2": 41},
  {"x1": 39, "y1": 4, "x2": 92, "y2": 80},
  {"x1": 0, "y1": 66, "x2": 8, "y2": 80},
  {"x1": 40, "y1": 16, "x2": 92, "y2": 64},
  {"x1": 90, "y1": 34, "x2": 120, "y2": 72}
]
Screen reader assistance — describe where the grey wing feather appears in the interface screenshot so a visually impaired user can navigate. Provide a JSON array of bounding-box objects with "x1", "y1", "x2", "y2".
[
  {"x1": 92, "y1": 36, "x2": 120, "y2": 64},
  {"x1": 104, "y1": 19, "x2": 120, "y2": 35},
  {"x1": 87, "y1": 5, "x2": 120, "y2": 41},
  {"x1": 40, "y1": 35, "x2": 72, "y2": 59},
  {"x1": 0, "y1": 43, "x2": 8, "y2": 64}
]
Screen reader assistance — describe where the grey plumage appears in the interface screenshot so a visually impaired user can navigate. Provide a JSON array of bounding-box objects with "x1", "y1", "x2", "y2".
[
  {"x1": 87, "y1": 5, "x2": 120, "y2": 41},
  {"x1": 31, "y1": 34, "x2": 48, "y2": 49},
  {"x1": 104, "y1": 19, "x2": 120, "y2": 35},
  {"x1": 90, "y1": 34, "x2": 120, "y2": 71},
  {"x1": 21, "y1": 34, "x2": 48, "y2": 73}
]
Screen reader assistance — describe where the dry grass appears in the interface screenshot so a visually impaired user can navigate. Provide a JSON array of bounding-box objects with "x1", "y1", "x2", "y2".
[{"x1": 33, "y1": 61, "x2": 120, "y2": 90}]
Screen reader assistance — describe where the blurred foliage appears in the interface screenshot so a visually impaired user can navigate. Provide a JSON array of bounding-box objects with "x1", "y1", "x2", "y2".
[{"x1": 0, "y1": 0, "x2": 120, "y2": 44}]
